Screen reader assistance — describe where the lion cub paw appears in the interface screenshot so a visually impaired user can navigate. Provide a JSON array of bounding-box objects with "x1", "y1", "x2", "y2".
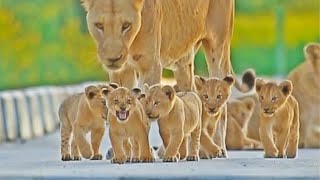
[
  {"x1": 61, "y1": 154, "x2": 72, "y2": 161},
  {"x1": 163, "y1": 156, "x2": 178, "y2": 162},
  {"x1": 141, "y1": 155, "x2": 155, "y2": 163},
  {"x1": 208, "y1": 149, "x2": 222, "y2": 159},
  {"x1": 72, "y1": 156, "x2": 82, "y2": 161},
  {"x1": 91, "y1": 154, "x2": 103, "y2": 160},
  {"x1": 186, "y1": 155, "x2": 199, "y2": 161},
  {"x1": 264, "y1": 152, "x2": 279, "y2": 158},
  {"x1": 131, "y1": 157, "x2": 140, "y2": 163},
  {"x1": 111, "y1": 156, "x2": 127, "y2": 164}
]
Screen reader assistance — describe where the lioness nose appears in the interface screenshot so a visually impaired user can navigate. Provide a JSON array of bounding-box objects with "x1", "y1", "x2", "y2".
[{"x1": 107, "y1": 54, "x2": 123, "y2": 62}]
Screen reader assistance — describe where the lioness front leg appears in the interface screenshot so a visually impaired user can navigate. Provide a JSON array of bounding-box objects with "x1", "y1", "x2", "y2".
[
  {"x1": 107, "y1": 62, "x2": 137, "y2": 89},
  {"x1": 200, "y1": 131, "x2": 222, "y2": 158},
  {"x1": 137, "y1": 58, "x2": 162, "y2": 88},
  {"x1": 109, "y1": 131, "x2": 127, "y2": 164},
  {"x1": 259, "y1": 125, "x2": 278, "y2": 158},
  {"x1": 173, "y1": 53, "x2": 196, "y2": 92},
  {"x1": 90, "y1": 127, "x2": 105, "y2": 160}
]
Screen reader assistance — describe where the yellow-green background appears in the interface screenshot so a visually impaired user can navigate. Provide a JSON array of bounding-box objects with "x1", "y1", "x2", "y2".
[{"x1": 0, "y1": 0, "x2": 319, "y2": 90}]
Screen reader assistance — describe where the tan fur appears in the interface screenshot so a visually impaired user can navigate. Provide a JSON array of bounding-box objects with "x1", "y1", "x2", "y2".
[
  {"x1": 142, "y1": 84, "x2": 202, "y2": 162},
  {"x1": 256, "y1": 78, "x2": 300, "y2": 158},
  {"x1": 288, "y1": 42, "x2": 320, "y2": 148},
  {"x1": 103, "y1": 85, "x2": 154, "y2": 164},
  {"x1": 81, "y1": 0, "x2": 255, "y2": 92},
  {"x1": 195, "y1": 75, "x2": 234, "y2": 159},
  {"x1": 226, "y1": 97, "x2": 262, "y2": 150},
  {"x1": 59, "y1": 85, "x2": 108, "y2": 161}
]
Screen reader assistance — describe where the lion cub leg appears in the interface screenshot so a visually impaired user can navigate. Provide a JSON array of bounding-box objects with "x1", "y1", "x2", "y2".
[
  {"x1": 71, "y1": 136, "x2": 81, "y2": 161},
  {"x1": 200, "y1": 130, "x2": 222, "y2": 158},
  {"x1": 160, "y1": 129, "x2": 184, "y2": 162},
  {"x1": 74, "y1": 127, "x2": 93, "y2": 159},
  {"x1": 287, "y1": 109, "x2": 299, "y2": 158},
  {"x1": 124, "y1": 139, "x2": 132, "y2": 162},
  {"x1": 137, "y1": 131, "x2": 155, "y2": 163},
  {"x1": 259, "y1": 124, "x2": 278, "y2": 158},
  {"x1": 60, "y1": 122, "x2": 72, "y2": 161},
  {"x1": 109, "y1": 131, "x2": 127, "y2": 164},
  {"x1": 90, "y1": 127, "x2": 105, "y2": 160},
  {"x1": 275, "y1": 129, "x2": 290, "y2": 158},
  {"x1": 178, "y1": 137, "x2": 188, "y2": 160},
  {"x1": 187, "y1": 124, "x2": 201, "y2": 161}
]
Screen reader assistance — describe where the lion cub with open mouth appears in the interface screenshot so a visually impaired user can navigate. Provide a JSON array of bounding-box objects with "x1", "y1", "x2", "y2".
[
  {"x1": 256, "y1": 78, "x2": 299, "y2": 158},
  {"x1": 142, "y1": 84, "x2": 202, "y2": 162},
  {"x1": 59, "y1": 85, "x2": 108, "y2": 161},
  {"x1": 195, "y1": 75, "x2": 235, "y2": 158},
  {"x1": 103, "y1": 84, "x2": 155, "y2": 164}
]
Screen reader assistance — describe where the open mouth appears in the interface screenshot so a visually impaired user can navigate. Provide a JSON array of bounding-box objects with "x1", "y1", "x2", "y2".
[{"x1": 116, "y1": 110, "x2": 129, "y2": 121}]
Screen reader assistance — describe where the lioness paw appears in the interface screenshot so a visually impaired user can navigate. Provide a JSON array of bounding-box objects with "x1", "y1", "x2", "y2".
[
  {"x1": 163, "y1": 156, "x2": 178, "y2": 162},
  {"x1": 73, "y1": 156, "x2": 82, "y2": 161},
  {"x1": 186, "y1": 155, "x2": 199, "y2": 161},
  {"x1": 61, "y1": 154, "x2": 72, "y2": 161},
  {"x1": 91, "y1": 154, "x2": 103, "y2": 160},
  {"x1": 111, "y1": 156, "x2": 127, "y2": 164}
]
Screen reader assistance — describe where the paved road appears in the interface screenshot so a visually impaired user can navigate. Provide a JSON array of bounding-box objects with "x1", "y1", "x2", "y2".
[{"x1": 0, "y1": 124, "x2": 319, "y2": 179}]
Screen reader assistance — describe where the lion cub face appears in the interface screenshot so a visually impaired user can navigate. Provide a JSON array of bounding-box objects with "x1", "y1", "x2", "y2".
[
  {"x1": 141, "y1": 84, "x2": 176, "y2": 120},
  {"x1": 255, "y1": 79, "x2": 293, "y2": 118},
  {"x1": 84, "y1": 85, "x2": 108, "y2": 118},
  {"x1": 228, "y1": 98, "x2": 255, "y2": 128},
  {"x1": 103, "y1": 84, "x2": 141, "y2": 123},
  {"x1": 195, "y1": 75, "x2": 235, "y2": 116},
  {"x1": 81, "y1": 0, "x2": 144, "y2": 70}
]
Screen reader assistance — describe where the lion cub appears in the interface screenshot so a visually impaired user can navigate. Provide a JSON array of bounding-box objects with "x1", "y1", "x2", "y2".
[
  {"x1": 59, "y1": 85, "x2": 108, "y2": 161},
  {"x1": 226, "y1": 97, "x2": 262, "y2": 150},
  {"x1": 142, "y1": 84, "x2": 202, "y2": 162},
  {"x1": 256, "y1": 78, "x2": 300, "y2": 158},
  {"x1": 103, "y1": 84, "x2": 155, "y2": 164},
  {"x1": 195, "y1": 75, "x2": 234, "y2": 158}
]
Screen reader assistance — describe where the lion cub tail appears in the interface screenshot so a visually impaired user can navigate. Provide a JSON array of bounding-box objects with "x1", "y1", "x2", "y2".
[{"x1": 232, "y1": 68, "x2": 256, "y2": 93}]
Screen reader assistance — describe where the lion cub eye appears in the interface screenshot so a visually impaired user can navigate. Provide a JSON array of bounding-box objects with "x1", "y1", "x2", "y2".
[
  {"x1": 126, "y1": 99, "x2": 132, "y2": 104},
  {"x1": 154, "y1": 101, "x2": 160, "y2": 106},
  {"x1": 217, "y1": 94, "x2": 222, "y2": 100},
  {"x1": 260, "y1": 96, "x2": 264, "y2": 100},
  {"x1": 271, "y1": 96, "x2": 278, "y2": 102},
  {"x1": 95, "y1": 23, "x2": 104, "y2": 31},
  {"x1": 122, "y1": 22, "x2": 131, "y2": 33},
  {"x1": 114, "y1": 99, "x2": 119, "y2": 104},
  {"x1": 203, "y1": 94, "x2": 209, "y2": 100}
]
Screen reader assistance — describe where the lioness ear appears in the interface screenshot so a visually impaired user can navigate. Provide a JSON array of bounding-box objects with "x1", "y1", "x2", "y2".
[
  {"x1": 243, "y1": 97, "x2": 255, "y2": 110},
  {"x1": 223, "y1": 75, "x2": 235, "y2": 86},
  {"x1": 304, "y1": 42, "x2": 320, "y2": 62},
  {"x1": 109, "y1": 82, "x2": 119, "y2": 89},
  {"x1": 195, "y1": 75, "x2": 206, "y2": 90},
  {"x1": 80, "y1": 0, "x2": 93, "y2": 11},
  {"x1": 279, "y1": 80, "x2": 293, "y2": 96},
  {"x1": 85, "y1": 85, "x2": 99, "y2": 99},
  {"x1": 132, "y1": 88, "x2": 142, "y2": 98},
  {"x1": 255, "y1": 78, "x2": 265, "y2": 93},
  {"x1": 133, "y1": 0, "x2": 145, "y2": 11},
  {"x1": 162, "y1": 85, "x2": 175, "y2": 101}
]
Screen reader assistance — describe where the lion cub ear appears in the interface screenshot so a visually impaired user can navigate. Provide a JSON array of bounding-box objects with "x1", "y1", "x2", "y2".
[
  {"x1": 109, "y1": 82, "x2": 119, "y2": 89},
  {"x1": 101, "y1": 85, "x2": 116, "y2": 97},
  {"x1": 223, "y1": 75, "x2": 235, "y2": 86},
  {"x1": 304, "y1": 42, "x2": 320, "y2": 62},
  {"x1": 162, "y1": 85, "x2": 175, "y2": 101},
  {"x1": 243, "y1": 97, "x2": 255, "y2": 111},
  {"x1": 279, "y1": 80, "x2": 293, "y2": 96},
  {"x1": 85, "y1": 85, "x2": 99, "y2": 99},
  {"x1": 255, "y1": 78, "x2": 265, "y2": 93},
  {"x1": 80, "y1": 0, "x2": 93, "y2": 11},
  {"x1": 133, "y1": 0, "x2": 145, "y2": 11},
  {"x1": 195, "y1": 75, "x2": 206, "y2": 90}
]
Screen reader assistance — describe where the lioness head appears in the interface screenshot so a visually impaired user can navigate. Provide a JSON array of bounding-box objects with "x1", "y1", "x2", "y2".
[
  {"x1": 304, "y1": 42, "x2": 320, "y2": 76},
  {"x1": 81, "y1": 0, "x2": 144, "y2": 70},
  {"x1": 102, "y1": 83, "x2": 141, "y2": 123},
  {"x1": 85, "y1": 85, "x2": 108, "y2": 119},
  {"x1": 255, "y1": 78, "x2": 293, "y2": 118},
  {"x1": 228, "y1": 97, "x2": 255, "y2": 128},
  {"x1": 141, "y1": 84, "x2": 176, "y2": 121},
  {"x1": 195, "y1": 75, "x2": 235, "y2": 116}
]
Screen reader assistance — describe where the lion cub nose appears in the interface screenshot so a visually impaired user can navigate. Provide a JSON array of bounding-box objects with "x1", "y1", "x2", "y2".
[
  {"x1": 107, "y1": 54, "x2": 123, "y2": 62},
  {"x1": 120, "y1": 107, "x2": 126, "y2": 111},
  {"x1": 264, "y1": 108, "x2": 270, "y2": 112},
  {"x1": 209, "y1": 108, "x2": 216, "y2": 112}
]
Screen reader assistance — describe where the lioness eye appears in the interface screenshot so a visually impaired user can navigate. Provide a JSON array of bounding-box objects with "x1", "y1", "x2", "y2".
[
  {"x1": 122, "y1": 22, "x2": 131, "y2": 33},
  {"x1": 95, "y1": 23, "x2": 104, "y2": 31},
  {"x1": 271, "y1": 96, "x2": 278, "y2": 102}
]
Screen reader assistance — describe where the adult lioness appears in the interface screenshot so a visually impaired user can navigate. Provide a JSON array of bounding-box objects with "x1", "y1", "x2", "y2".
[
  {"x1": 80, "y1": 0, "x2": 255, "y2": 92},
  {"x1": 288, "y1": 42, "x2": 320, "y2": 148}
]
